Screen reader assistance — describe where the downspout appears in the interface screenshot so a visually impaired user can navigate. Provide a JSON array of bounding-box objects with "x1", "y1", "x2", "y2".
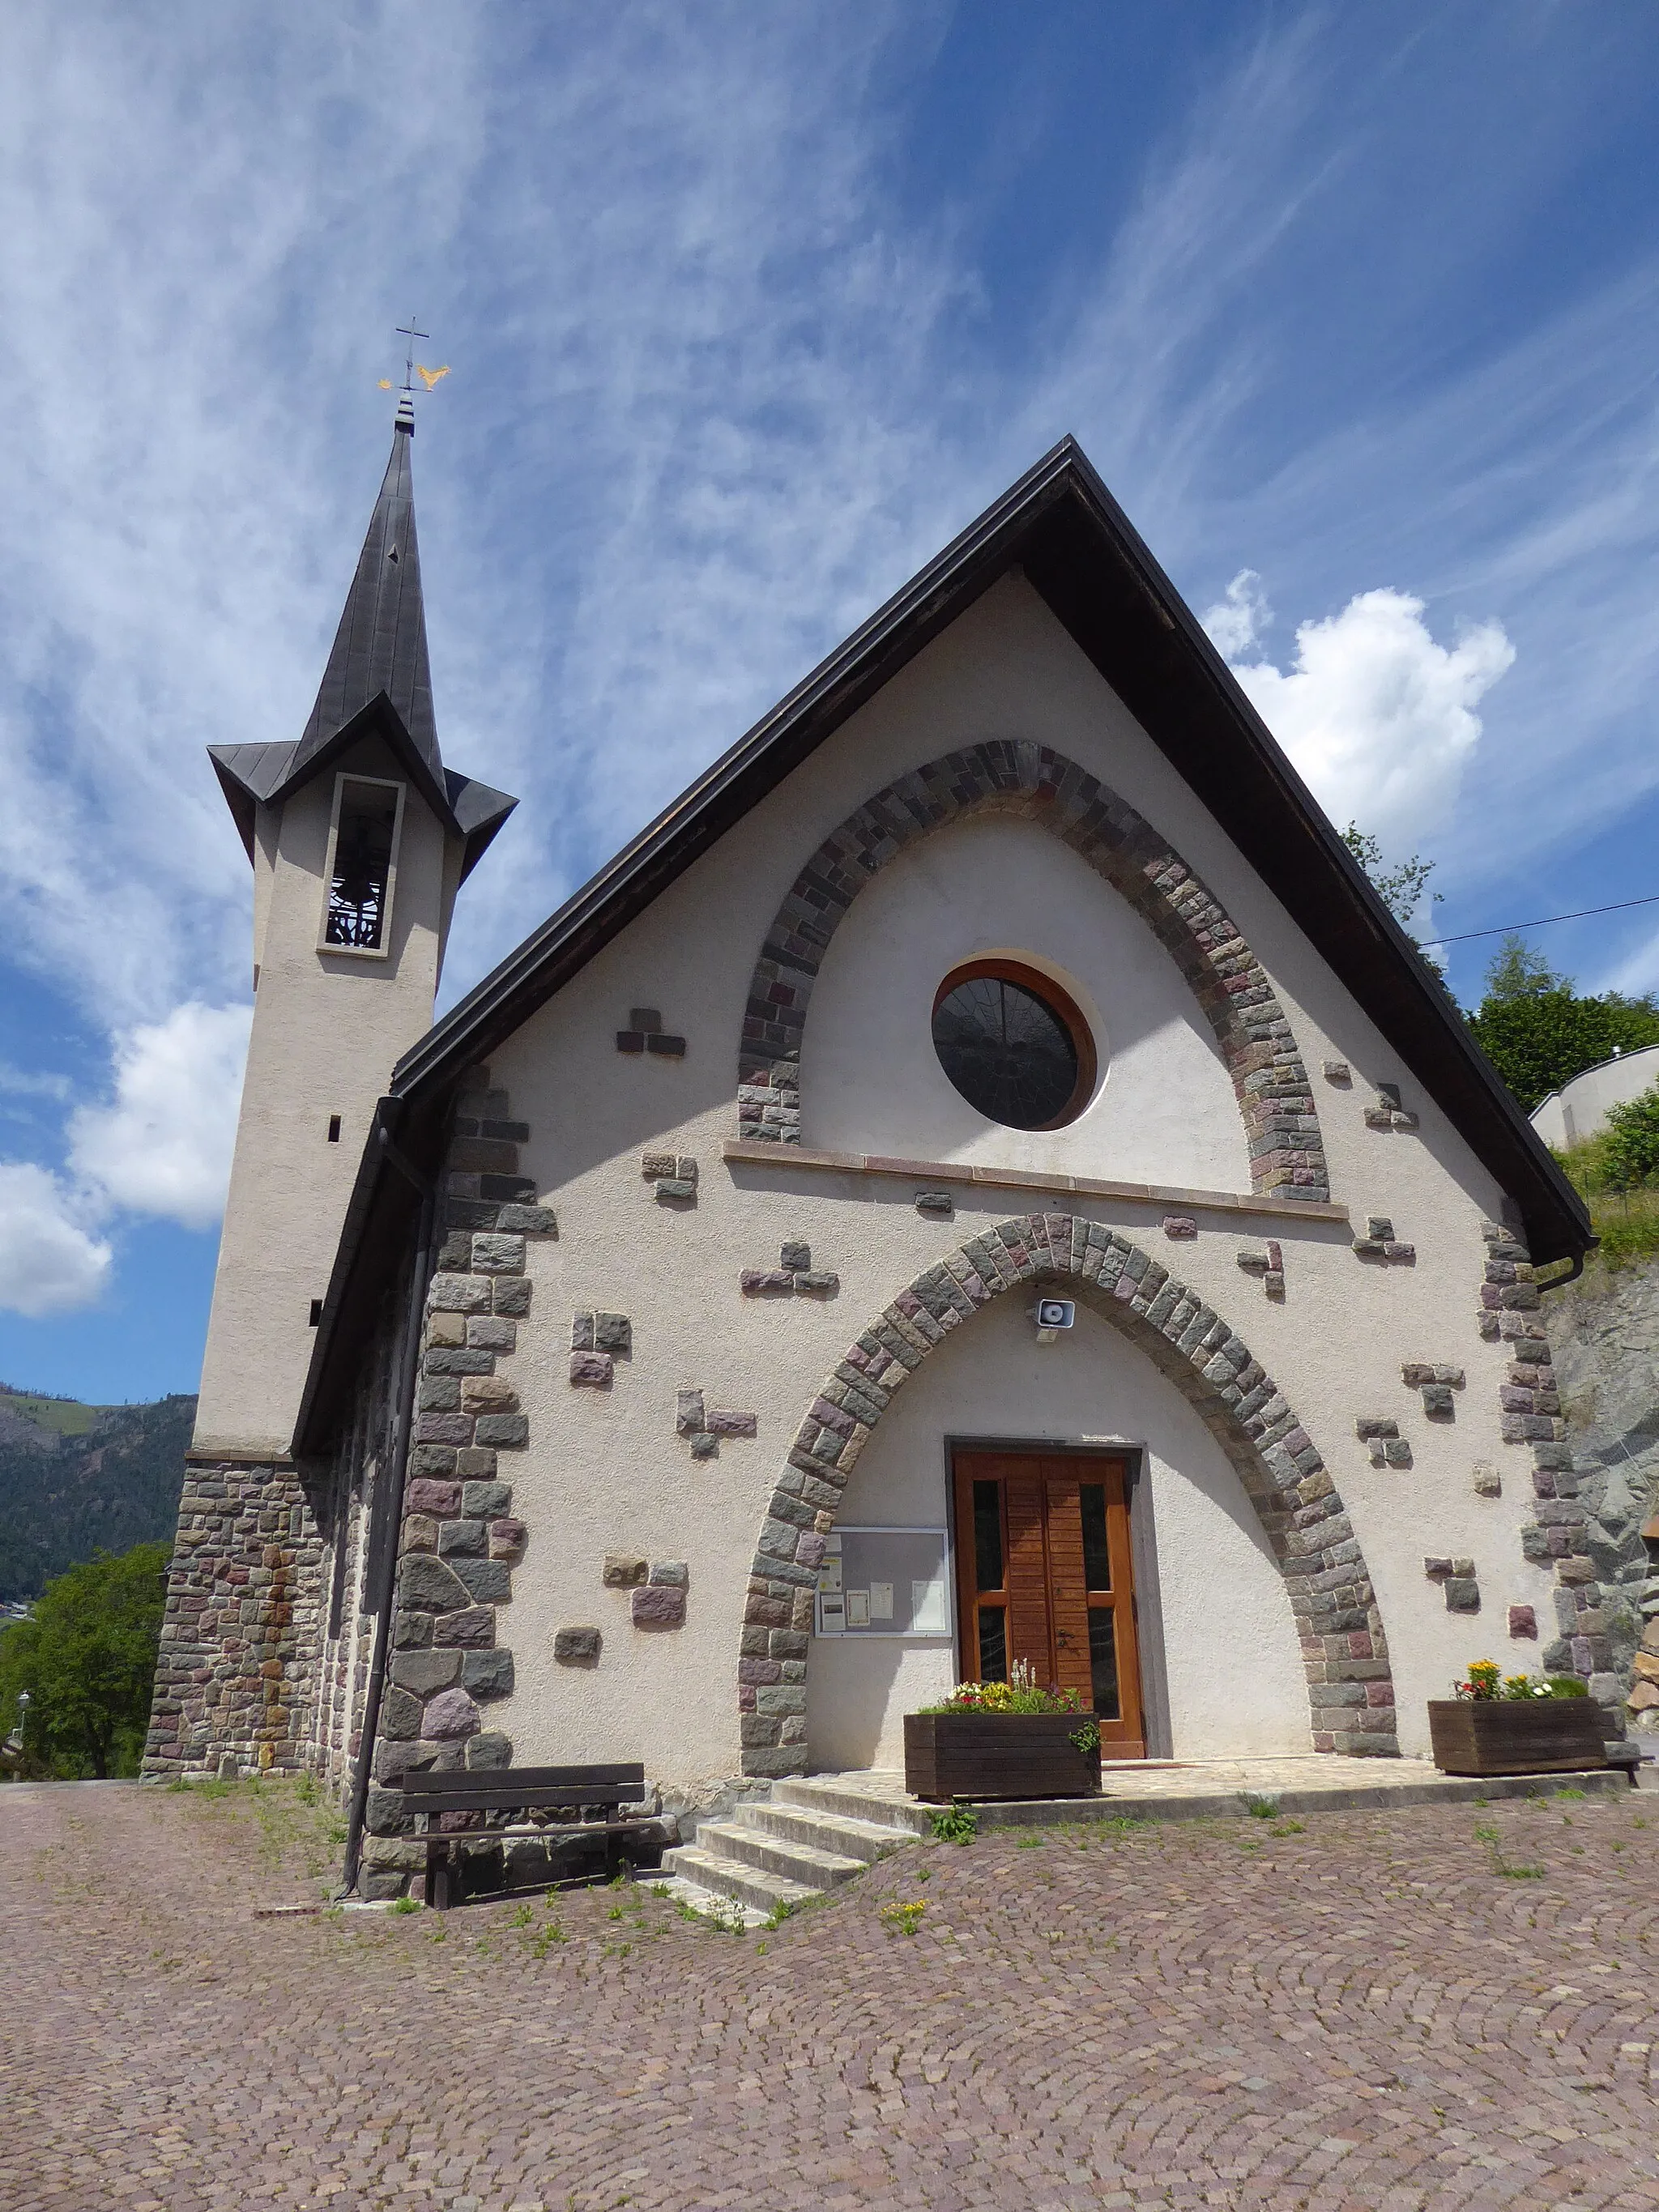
[
  {"x1": 1539, "y1": 1251, "x2": 1589, "y2": 1295},
  {"x1": 342, "y1": 1124, "x2": 438, "y2": 1895}
]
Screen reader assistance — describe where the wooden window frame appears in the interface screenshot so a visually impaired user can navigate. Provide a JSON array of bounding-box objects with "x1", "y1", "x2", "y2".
[{"x1": 931, "y1": 957, "x2": 1098, "y2": 1131}]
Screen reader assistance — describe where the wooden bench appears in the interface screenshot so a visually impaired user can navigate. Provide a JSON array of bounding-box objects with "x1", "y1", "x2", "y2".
[{"x1": 396, "y1": 1762, "x2": 655, "y2": 1908}]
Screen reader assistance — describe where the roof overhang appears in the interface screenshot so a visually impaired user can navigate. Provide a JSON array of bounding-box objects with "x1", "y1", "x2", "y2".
[{"x1": 209, "y1": 693, "x2": 516, "y2": 880}]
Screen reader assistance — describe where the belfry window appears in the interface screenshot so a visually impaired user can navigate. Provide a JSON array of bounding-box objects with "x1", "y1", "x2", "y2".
[{"x1": 320, "y1": 775, "x2": 404, "y2": 956}]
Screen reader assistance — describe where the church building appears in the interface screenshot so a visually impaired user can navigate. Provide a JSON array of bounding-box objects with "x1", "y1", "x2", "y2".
[{"x1": 143, "y1": 403, "x2": 1603, "y2": 1897}]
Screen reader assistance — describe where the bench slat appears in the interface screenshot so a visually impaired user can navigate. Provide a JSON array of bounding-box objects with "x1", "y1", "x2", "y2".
[{"x1": 398, "y1": 1762, "x2": 644, "y2": 1796}]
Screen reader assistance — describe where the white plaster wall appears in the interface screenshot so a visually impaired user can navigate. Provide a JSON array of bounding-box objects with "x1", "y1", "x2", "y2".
[
  {"x1": 800, "y1": 812, "x2": 1248, "y2": 1189},
  {"x1": 1531, "y1": 1045, "x2": 1659, "y2": 1151},
  {"x1": 467, "y1": 570, "x2": 1565, "y2": 1781},
  {"x1": 805, "y1": 1293, "x2": 1308, "y2": 1770},
  {"x1": 196, "y1": 729, "x2": 461, "y2": 1456}
]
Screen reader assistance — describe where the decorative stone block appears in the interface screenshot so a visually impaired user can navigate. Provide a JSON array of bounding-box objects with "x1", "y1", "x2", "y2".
[
  {"x1": 465, "y1": 1732, "x2": 513, "y2": 1771},
  {"x1": 488, "y1": 1517, "x2": 527, "y2": 1562},
  {"x1": 742, "y1": 1268, "x2": 795, "y2": 1294},
  {"x1": 603, "y1": 1554, "x2": 649, "y2": 1588},
  {"x1": 655, "y1": 1178, "x2": 697, "y2": 1202},
  {"x1": 569, "y1": 1352, "x2": 613, "y2": 1388},
  {"x1": 1322, "y1": 1060, "x2": 1351, "y2": 1084},
  {"x1": 779, "y1": 1240, "x2": 812, "y2": 1272},
  {"x1": 494, "y1": 1203, "x2": 557, "y2": 1237},
  {"x1": 424, "y1": 1347, "x2": 495, "y2": 1377},
  {"x1": 1237, "y1": 1247, "x2": 1272, "y2": 1272},
  {"x1": 426, "y1": 1311, "x2": 467, "y2": 1347},
  {"x1": 379, "y1": 1686, "x2": 424, "y2": 1741},
  {"x1": 689, "y1": 1433, "x2": 719, "y2": 1460},
  {"x1": 646, "y1": 1033, "x2": 686, "y2": 1057},
  {"x1": 1508, "y1": 1605, "x2": 1537, "y2": 1640},
  {"x1": 915, "y1": 1191, "x2": 954, "y2": 1216},
  {"x1": 471, "y1": 1234, "x2": 527, "y2": 1276},
  {"x1": 676, "y1": 1388, "x2": 706, "y2": 1436},
  {"x1": 428, "y1": 1273, "x2": 493, "y2": 1314},
  {"x1": 416, "y1": 1412, "x2": 474, "y2": 1446},
  {"x1": 1424, "y1": 1557, "x2": 1452, "y2": 1578},
  {"x1": 1354, "y1": 1417, "x2": 1399, "y2": 1441},
  {"x1": 460, "y1": 1375, "x2": 518, "y2": 1413},
  {"x1": 437, "y1": 1517, "x2": 486, "y2": 1558},
  {"x1": 391, "y1": 1650, "x2": 462, "y2": 1694},
  {"x1": 1452, "y1": 1557, "x2": 1473, "y2": 1577},
  {"x1": 795, "y1": 1270, "x2": 839, "y2": 1294},
  {"x1": 631, "y1": 1008, "x2": 663, "y2": 1034},
  {"x1": 631, "y1": 1584, "x2": 687, "y2": 1629},
  {"x1": 411, "y1": 1486, "x2": 468, "y2": 1521},
  {"x1": 493, "y1": 1276, "x2": 532, "y2": 1317},
  {"x1": 398, "y1": 1554, "x2": 473, "y2": 1613},
  {"x1": 462, "y1": 1480, "x2": 513, "y2": 1518},
  {"x1": 1162, "y1": 1216, "x2": 1197, "y2": 1239},
  {"x1": 453, "y1": 1558, "x2": 513, "y2": 1605},
  {"x1": 1420, "y1": 1383, "x2": 1456, "y2": 1417},
  {"x1": 460, "y1": 1648, "x2": 515, "y2": 1698},
  {"x1": 707, "y1": 1409, "x2": 758, "y2": 1437},
  {"x1": 553, "y1": 1626, "x2": 601, "y2": 1665},
  {"x1": 433, "y1": 1605, "x2": 496, "y2": 1649},
  {"x1": 423, "y1": 1687, "x2": 482, "y2": 1741},
  {"x1": 473, "y1": 1413, "x2": 530, "y2": 1447},
  {"x1": 467, "y1": 1315, "x2": 517, "y2": 1353},
  {"x1": 1444, "y1": 1578, "x2": 1481, "y2": 1613},
  {"x1": 1401, "y1": 1362, "x2": 1465, "y2": 1388},
  {"x1": 455, "y1": 1447, "x2": 497, "y2": 1481},
  {"x1": 649, "y1": 1560, "x2": 689, "y2": 1587}
]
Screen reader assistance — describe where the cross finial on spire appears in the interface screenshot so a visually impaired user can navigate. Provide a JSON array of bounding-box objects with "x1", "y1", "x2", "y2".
[{"x1": 375, "y1": 316, "x2": 450, "y2": 430}]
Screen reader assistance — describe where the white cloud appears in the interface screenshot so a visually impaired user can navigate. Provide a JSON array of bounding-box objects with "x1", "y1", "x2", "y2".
[
  {"x1": 68, "y1": 1003, "x2": 250, "y2": 1231},
  {"x1": 0, "y1": 1063, "x2": 70, "y2": 1102},
  {"x1": 1201, "y1": 569, "x2": 1271, "y2": 660},
  {"x1": 1223, "y1": 590, "x2": 1515, "y2": 849},
  {"x1": 0, "y1": 1164, "x2": 112, "y2": 1317}
]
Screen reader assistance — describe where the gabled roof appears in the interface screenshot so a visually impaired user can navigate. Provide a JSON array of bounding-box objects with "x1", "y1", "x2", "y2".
[
  {"x1": 295, "y1": 433, "x2": 1590, "y2": 1454},
  {"x1": 207, "y1": 412, "x2": 517, "y2": 884}
]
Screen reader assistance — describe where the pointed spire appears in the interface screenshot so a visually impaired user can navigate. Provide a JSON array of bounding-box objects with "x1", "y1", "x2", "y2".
[{"x1": 291, "y1": 411, "x2": 441, "y2": 778}]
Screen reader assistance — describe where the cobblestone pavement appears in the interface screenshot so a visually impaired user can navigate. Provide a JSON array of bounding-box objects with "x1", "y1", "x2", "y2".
[{"x1": 4, "y1": 1778, "x2": 1659, "y2": 2212}]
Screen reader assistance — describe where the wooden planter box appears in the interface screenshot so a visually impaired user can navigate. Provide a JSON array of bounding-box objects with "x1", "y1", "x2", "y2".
[
  {"x1": 1427, "y1": 1698, "x2": 1609, "y2": 1778},
  {"x1": 904, "y1": 1711, "x2": 1102, "y2": 1803}
]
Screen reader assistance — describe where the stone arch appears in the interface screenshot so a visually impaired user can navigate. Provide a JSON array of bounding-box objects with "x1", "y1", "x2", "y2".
[
  {"x1": 738, "y1": 738, "x2": 1328, "y2": 1203},
  {"x1": 737, "y1": 1212, "x2": 1396, "y2": 1775}
]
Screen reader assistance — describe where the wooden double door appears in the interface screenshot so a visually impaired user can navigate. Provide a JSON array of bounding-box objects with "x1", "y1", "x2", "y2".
[{"x1": 953, "y1": 1451, "x2": 1145, "y2": 1758}]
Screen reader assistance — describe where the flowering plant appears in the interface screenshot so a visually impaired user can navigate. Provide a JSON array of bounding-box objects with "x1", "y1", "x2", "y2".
[
  {"x1": 921, "y1": 1658, "x2": 1089, "y2": 1716},
  {"x1": 1454, "y1": 1660, "x2": 1589, "y2": 1702}
]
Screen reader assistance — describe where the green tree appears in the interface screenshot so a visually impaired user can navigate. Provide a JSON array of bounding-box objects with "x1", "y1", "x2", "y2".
[
  {"x1": 1602, "y1": 1085, "x2": 1659, "y2": 1190},
  {"x1": 1341, "y1": 824, "x2": 1444, "y2": 976},
  {"x1": 0, "y1": 1541, "x2": 168, "y2": 1779},
  {"x1": 1465, "y1": 934, "x2": 1659, "y2": 1113}
]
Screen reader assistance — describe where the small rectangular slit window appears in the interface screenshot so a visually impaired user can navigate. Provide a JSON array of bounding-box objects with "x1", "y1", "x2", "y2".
[
  {"x1": 309, "y1": 1298, "x2": 323, "y2": 1328},
  {"x1": 319, "y1": 774, "x2": 405, "y2": 957},
  {"x1": 327, "y1": 1115, "x2": 341, "y2": 1143}
]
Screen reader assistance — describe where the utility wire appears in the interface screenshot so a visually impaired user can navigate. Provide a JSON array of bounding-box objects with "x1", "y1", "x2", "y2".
[{"x1": 1425, "y1": 893, "x2": 1659, "y2": 949}]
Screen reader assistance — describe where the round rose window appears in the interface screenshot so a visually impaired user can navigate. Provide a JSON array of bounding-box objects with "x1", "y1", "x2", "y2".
[{"x1": 931, "y1": 960, "x2": 1095, "y2": 1131}]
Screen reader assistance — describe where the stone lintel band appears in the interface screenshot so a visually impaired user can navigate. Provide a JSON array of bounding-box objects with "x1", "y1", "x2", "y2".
[
  {"x1": 359, "y1": 1064, "x2": 553, "y2": 1894},
  {"x1": 736, "y1": 1210, "x2": 1395, "y2": 1776},
  {"x1": 736, "y1": 739, "x2": 1330, "y2": 1205}
]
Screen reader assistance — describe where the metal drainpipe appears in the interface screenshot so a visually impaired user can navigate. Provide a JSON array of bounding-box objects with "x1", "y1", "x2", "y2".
[
  {"x1": 342, "y1": 1128, "x2": 437, "y2": 1896},
  {"x1": 1539, "y1": 1251, "x2": 1588, "y2": 1295}
]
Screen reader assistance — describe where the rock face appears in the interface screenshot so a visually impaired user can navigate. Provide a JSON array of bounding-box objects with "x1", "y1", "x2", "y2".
[{"x1": 1546, "y1": 1257, "x2": 1659, "y2": 1724}]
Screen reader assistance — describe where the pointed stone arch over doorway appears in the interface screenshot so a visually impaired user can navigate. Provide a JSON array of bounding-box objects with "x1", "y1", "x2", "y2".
[
  {"x1": 737, "y1": 1213, "x2": 1396, "y2": 1776},
  {"x1": 736, "y1": 739, "x2": 1330, "y2": 1203}
]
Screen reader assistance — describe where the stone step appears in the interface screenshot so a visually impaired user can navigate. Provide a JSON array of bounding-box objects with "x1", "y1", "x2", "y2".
[
  {"x1": 740, "y1": 1801, "x2": 914, "y2": 1865},
  {"x1": 649, "y1": 1873, "x2": 770, "y2": 1930},
  {"x1": 772, "y1": 1774, "x2": 934, "y2": 1835},
  {"x1": 659, "y1": 1842, "x2": 823, "y2": 1916},
  {"x1": 695, "y1": 1818, "x2": 868, "y2": 1889}
]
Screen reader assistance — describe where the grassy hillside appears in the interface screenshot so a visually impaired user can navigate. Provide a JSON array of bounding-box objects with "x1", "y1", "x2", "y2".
[
  {"x1": 0, "y1": 1387, "x2": 195, "y2": 1603},
  {"x1": 1549, "y1": 1136, "x2": 1659, "y2": 1273}
]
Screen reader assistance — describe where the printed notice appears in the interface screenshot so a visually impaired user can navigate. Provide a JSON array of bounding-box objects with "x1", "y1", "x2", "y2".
[
  {"x1": 817, "y1": 1594, "x2": 846, "y2": 1634},
  {"x1": 868, "y1": 1582, "x2": 894, "y2": 1622},
  {"x1": 845, "y1": 1589, "x2": 871, "y2": 1628},
  {"x1": 911, "y1": 1578, "x2": 948, "y2": 1633},
  {"x1": 817, "y1": 1558, "x2": 842, "y2": 1592}
]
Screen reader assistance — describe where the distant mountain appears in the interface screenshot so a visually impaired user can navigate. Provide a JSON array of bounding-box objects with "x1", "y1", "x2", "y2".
[{"x1": 0, "y1": 1386, "x2": 195, "y2": 1602}]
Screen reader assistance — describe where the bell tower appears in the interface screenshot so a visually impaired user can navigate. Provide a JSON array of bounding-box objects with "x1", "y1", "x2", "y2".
[
  {"x1": 193, "y1": 399, "x2": 515, "y2": 1457},
  {"x1": 143, "y1": 400, "x2": 515, "y2": 1779}
]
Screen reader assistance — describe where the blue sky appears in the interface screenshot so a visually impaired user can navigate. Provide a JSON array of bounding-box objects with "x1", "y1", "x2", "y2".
[{"x1": 2, "y1": 2, "x2": 1658, "y2": 1400}]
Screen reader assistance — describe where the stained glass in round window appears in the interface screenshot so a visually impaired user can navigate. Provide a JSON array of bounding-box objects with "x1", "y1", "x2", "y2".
[{"x1": 931, "y1": 963, "x2": 1093, "y2": 1130}]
